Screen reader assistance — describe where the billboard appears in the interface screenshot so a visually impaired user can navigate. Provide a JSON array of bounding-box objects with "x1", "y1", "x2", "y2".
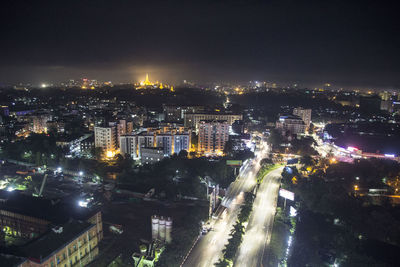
[
  {"x1": 226, "y1": 160, "x2": 243, "y2": 166},
  {"x1": 279, "y1": 188, "x2": 294, "y2": 201}
]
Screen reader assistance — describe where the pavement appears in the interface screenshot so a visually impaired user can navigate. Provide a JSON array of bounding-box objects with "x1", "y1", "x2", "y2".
[
  {"x1": 235, "y1": 166, "x2": 283, "y2": 267},
  {"x1": 182, "y1": 143, "x2": 269, "y2": 267}
]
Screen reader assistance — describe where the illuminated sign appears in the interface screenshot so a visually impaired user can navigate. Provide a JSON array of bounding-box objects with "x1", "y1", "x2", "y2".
[
  {"x1": 347, "y1": 146, "x2": 358, "y2": 152},
  {"x1": 279, "y1": 189, "x2": 294, "y2": 201},
  {"x1": 384, "y1": 154, "x2": 395, "y2": 158},
  {"x1": 226, "y1": 160, "x2": 243, "y2": 166}
]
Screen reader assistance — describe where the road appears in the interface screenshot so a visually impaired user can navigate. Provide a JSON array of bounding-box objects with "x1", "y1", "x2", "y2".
[
  {"x1": 182, "y1": 143, "x2": 268, "y2": 267},
  {"x1": 235, "y1": 166, "x2": 283, "y2": 267}
]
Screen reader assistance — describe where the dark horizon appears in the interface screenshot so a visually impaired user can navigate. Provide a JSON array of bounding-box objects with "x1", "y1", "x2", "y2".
[{"x1": 1, "y1": 0, "x2": 400, "y2": 89}]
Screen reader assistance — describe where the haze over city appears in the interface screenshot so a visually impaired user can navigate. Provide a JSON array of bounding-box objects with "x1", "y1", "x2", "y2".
[{"x1": 1, "y1": 0, "x2": 400, "y2": 89}]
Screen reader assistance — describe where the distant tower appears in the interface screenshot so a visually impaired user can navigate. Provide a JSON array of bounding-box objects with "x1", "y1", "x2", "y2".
[
  {"x1": 165, "y1": 217, "x2": 173, "y2": 243},
  {"x1": 151, "y1": 215, "x2": 159, "y2": 240},
  {"x1": 158, "y1": 216, "x2": 166, "y2": 241},
  {"x1": 144, "y1": 73, "x2": 153, "y2": 86}
]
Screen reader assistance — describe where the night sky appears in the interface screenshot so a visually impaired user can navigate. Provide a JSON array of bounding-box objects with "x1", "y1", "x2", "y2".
[{"x1": 1, "y1": 0, "x2": 399, "y2": 88}]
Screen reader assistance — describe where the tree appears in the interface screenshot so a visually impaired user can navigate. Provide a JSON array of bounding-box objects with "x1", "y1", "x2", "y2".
[{"x1": 178, "y1": 150, "x2": 188, "y2": 159}]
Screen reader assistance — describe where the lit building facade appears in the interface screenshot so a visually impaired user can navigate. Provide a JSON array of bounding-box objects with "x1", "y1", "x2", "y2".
[
  {"x1": 140, "y1": 147, "x2": 165, "y2": 164},
  {"x1": 184, "y1": 113, "x2": 242, "y2": 130},
  {"x1": 120, "y1": 135, "x2": 138, "y2": 158},
  {"x1": 31, "y1": 112, "x2": 52, "y2": 133},
  {"x1": 198, "y1": 120, "x2": 229, "y2": 155},
  {"x1": 276, "y1": 115, "x2": 306, "y2": 135},
  {"x1": 156, "y1": 134, "x2": 173, "y2": 156},
  {"x1": 94, "y1": 126, "x2": 117, "y2": 153},
  {"x1": 173, "y1": 133, "x2": 190, "y2": 154},
  {"x1": 293, "y1": 107, "x2": 312, "y2": 127},
  {"x1": 163, "y1": 105, "x2": 205, "y2": 122},
  {"x1": 138, "y1": 132, "x2": 155, "y2": 156},
  {"x1": 0, "y1": 190, "x2": 103, "y2": 267}
]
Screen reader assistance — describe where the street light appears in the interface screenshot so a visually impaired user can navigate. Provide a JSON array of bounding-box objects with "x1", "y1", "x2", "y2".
[{"x1": 79, "y1": 171, "x2": 83, "y2": 176}]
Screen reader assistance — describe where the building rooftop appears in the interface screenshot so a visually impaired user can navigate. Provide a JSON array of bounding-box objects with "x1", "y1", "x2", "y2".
[
  {"x1": 0, "y1": 254, "x2": 27, "y2": 267},
  {"x1": 199, "y1": 120, "x2": 229, "y2": 124},
  {"x1": 0, "y1": 190, "x2": 98, "y2": 224},
  {"x1": 21, "y1": 220, "x2": 94, "y2": 263}
]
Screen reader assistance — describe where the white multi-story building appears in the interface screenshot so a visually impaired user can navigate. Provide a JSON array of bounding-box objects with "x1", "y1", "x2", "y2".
[
  {"x1": 198, "y1": 120, "x2": 229, "y2": 156},
  {"x1": 120, "y1": 135, "x2": 138, "y2": 158},
  {"x1": 94, "y1": 126, "x2": 117, "y2": 153},
  {"x1": 137, "y1": 132, "x2": 155, "y2": 155},
  {"x1": 184, "y1": 113, "x2": 242, "y2": 131},
  {"x1": 276, "y1": 115, "x2": 306, "y2": 135},
  {"x1": 174, "y1": 133, "x2": 190, "y2": 154},
  {"x1": 156, "y1": 134, "x2": 173, "y2": 156},
  {"x1": 293, "y1": 107, "x2": 312, "y2": 127}
]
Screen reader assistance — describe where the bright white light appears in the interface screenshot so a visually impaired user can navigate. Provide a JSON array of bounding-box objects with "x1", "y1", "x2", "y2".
[
  {"x1": 279, "y1": 188, "x2": 294, "y2": 201},
  {"x1": 290, "y1": 206, "x2": 297, "y2": 217},
  {"x1": 384, "y1": 154, "x2": 395, "y2": 158},
  {"x1": 57, "y1": 167, "x2": 62, "y2": 172},
  {"x1": 7, "y1": 187, "x2": 14, "y2": 192},
  {"x1": 79, "y1": 171, "x2": 83, "y2": 176},
  {"x1": 78, "y1": 200, "x2": 88, "y2": 207},
  {"x1": 347, "y1": 146, "x2": 358, "y2": 152}
]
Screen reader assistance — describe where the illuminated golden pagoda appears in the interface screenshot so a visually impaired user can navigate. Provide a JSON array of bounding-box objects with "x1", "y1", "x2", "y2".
[{"x1": 140, "y1": 73, "x2": 154, "y2": 86}]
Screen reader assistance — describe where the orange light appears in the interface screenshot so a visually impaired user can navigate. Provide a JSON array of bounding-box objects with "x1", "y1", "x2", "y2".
[{"x1": 106, "y1": 151, "x2": 115, "y2": 158}]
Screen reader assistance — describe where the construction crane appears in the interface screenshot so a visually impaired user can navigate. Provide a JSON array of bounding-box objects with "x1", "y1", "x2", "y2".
[{"x1": 33, "y1": 174, "x2": 48, "y2": 197}]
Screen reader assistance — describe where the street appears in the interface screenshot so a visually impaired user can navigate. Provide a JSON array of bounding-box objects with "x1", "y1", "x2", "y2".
[
  {"x1": 182, "y1": 143, "x2": 268, "y2": 267},
  {"x1": 235, "y1": 166, "x2": 283, "y2": 267}
]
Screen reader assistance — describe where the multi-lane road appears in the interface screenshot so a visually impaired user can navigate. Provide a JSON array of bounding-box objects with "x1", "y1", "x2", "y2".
[
  {"x1": 235, "y1": 166, "x2": 283, "y2": 267},
  {"x1": 182, "y1": 142, "x2": 273, "y2": 267}
]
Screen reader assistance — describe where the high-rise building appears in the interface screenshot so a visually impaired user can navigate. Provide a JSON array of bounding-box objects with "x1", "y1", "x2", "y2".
[
  {"x1": 120, "y1": 128, "x2": 191, "y2": 160},
  {"x1": 163, "y1": 105, "x2": 205, "y2": 122},
  {"x1": 184, "y1": 113, "x2": 242, "y2": 130},
  {"x1": 138, "y1": 132, "x2": 155, "y2": 155},
  {"x1": 198, "y1": 120, "x2": 229, "y2": 156},
  {"x1": 94, "y1": 126, "x2": 117, "y2": 153},
  {"x1": 118, "y1": 119, "x2": 133, "y2": 135},
  {"x1": 174, "y1": 133, "x2": 190, "y2": 154},
  {"x1": 31, "y1": 112, "x2": 52, "y2": 133},
  {"x1": 120, "y1": 135, "x2": 138, "y2": 158},
  {"x1": 276, "y1": 115, "x2": 306, "y2": 135},
  {"x1": 293, "y1": 107, "x2": 312, "y2": 127},
  {"x1": 156, "y1": 134, "x2": 173, "y2": 156}
]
